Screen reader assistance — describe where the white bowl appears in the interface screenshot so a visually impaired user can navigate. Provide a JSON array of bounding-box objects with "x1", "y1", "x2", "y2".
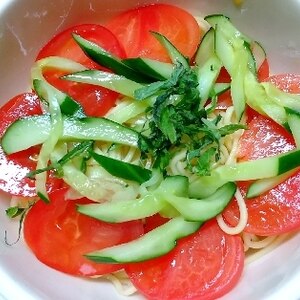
[{"x1": 1, "y1": 0, "x2": 300, "y2": 299}]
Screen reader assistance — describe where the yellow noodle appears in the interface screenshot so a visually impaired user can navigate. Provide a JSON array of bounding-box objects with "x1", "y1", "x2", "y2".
[
  {"x1": 216, "y1": 187, "x2": 248, "y2": 235},
  {"x1": 244, "y1": 233, "x2": 292, "y2": 265}
]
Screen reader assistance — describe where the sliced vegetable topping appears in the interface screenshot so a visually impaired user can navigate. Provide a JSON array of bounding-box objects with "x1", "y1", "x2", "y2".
[
  {"x1": 23, "y1": 188, "x2": 144, "y2": 276},
  {"x1": 125, "y1": 219, "x2": 244, "y2": 300},
  {"x1": 105, "y1": 4, "x2": 201, "y2": 62}
]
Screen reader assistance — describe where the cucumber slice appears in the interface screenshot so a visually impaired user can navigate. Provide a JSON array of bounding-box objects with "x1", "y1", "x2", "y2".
[
  {"x1": 1, "y1": 115, "x2": 139, "y2": 154},
  {"x1": 78, "y1": 176, "x2": 188, "y2": 223},
  {"x1": 151, "y1": 31, "x2": 189, "y2": 68},
  {"x1": 251, "y1": 41, "x2": 266, "y2": 72},
  {"x1": 194, "y1": 27, "x2": 215, "y2": 67},
  {"x1": 33, "y1": 79, "x2": 84, "y2": 117},
  {"x1": 205, "y1": 14, "x2": 251, "y2": 44},
  {"x1": 214, "y1": 24, "x2": 235, "y2": 74},
  {"x1": 286, "y1": 107, "x2": 300, "y2": 147},
  {"x1": 231, "y1": 44, "x2": 248, "y2": 121},
  {"x1": 85, "y1": 216, "x2": 202, "y2": 263},
  {"x1": 189, "y1": 148, "x2": 300, "y2": 198},
  {"x1": 212, "y1": 82, "x2": 230, "y2": 96},
  {"x1": 196, "y1": 55, "x2": 222, "y2": 107},
  {"x1": 165, "y1": 182, "x2": 236, "y2": 222},
  {"x1": 244, "y1": 71, "x2": 288, "y2": 126},
  {"x1": 78, "y1": 194, "x2": 165, "y2": 223},
  {"x1": 246, "y1": 169, "x2": 296, "y2": 198},
  {"x1": 31, "y1": 57, "x2": 86, "y2": 117},
  {"x1": 63, "y1": 70, "x2": 144, "y2": 98},
  {"x1": 72, "y1": 34, "x2": 151, "y2": 83},
  {"x1": 122, "y1": 57, "x2": 173, "y2": 81}
]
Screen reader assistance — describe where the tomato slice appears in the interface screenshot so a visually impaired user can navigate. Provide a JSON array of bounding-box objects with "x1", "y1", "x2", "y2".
[
  {"x1": 23, "y1": 188, "x2": 144, "y2": 276},
  {"x1": 106, "y1": 4, "x2": 201, "y2": 62},
  {"x1": 37, "y1": 24, "x2": 126, "y2": 117},
  {"x1": 0, "y1": 93, "x2": 63, "y2": 196},
  {"x1": 223, "y1": 114, "x2": 300, "y2": 235},
  {"x1": 223, "y1": 74, "x2": 300, "y2": 236},
  {"x1": 125, "y1": 219, "x2": 244, "y2": 300}
]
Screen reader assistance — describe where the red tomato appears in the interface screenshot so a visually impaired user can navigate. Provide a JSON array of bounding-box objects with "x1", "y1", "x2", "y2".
[
  {"x1": 223, "y1": 74, "x2": 300, "y2": 236},
  {"x1": 106, "y1": 4, "x2": 201, "y2": 62},
  {"x1": 223, "y1": 115, "x2": 300, "y2": 235},
  {"x1": 37, "y1": 24, "x2": 126, "y2": 117},
  {"x1": 257, "y1": 59, "x2": 270, "y2": 81},
  {"x1": 23, "y1": 188, "x2": 144, "y2": 276},
  {"x1": 143, "y1": 214, "x2": 169, "y2": 233},
  {"x1": 267, "y1": 73, "x2": 300, "y2": 93},
  {"x1": 125, "y1": 219, "x2": 244, "y2": 300},
  {"x1": 0, "y1": 93, "x2": 62, "y2": 196}
]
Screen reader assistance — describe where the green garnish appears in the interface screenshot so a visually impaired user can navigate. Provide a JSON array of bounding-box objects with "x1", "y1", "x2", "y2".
[
  {"x1": 5, "y1": 203, "x2": 34, "y2": 246},
  {"x1": 135, "y1": 62, "x2": 246, "y2": 174}
]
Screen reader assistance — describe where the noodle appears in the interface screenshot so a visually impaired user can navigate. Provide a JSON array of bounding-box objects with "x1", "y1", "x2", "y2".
[
  {"x1": 216, "y1": 187, "x2": 248, "y2": 235},
  {"x1": 94, "y1": 271, "x2": 137, "y2": 296},
  {"x1": 244, "y1": 233, "x2": 292, "y2": 265}
]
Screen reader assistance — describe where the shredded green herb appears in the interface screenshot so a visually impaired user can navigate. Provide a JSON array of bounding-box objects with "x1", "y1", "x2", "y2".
[
  {"x1": 135, "y1": 62, "x2": 246, "y2": 175},
  {"x1": 5, "y1": 203, "x2": 34, "y2": 246}
]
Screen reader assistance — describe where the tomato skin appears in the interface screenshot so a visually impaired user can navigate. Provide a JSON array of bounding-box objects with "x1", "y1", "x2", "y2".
[
  {"x1": 0, "y1": 93, "x2": 63, "y2": 196},
  {"x1": 125, "y1": 219, "x2": 244, "y2": 300},
  {"x1": 23, "y1": 188, "x2": 144, "y2": 276},
  {"x1": 106, "y1": 4, "x2": 201, "y2": 62},
  {"x1": 37, "y1": 24, "x2": 126, "y2": 117}
]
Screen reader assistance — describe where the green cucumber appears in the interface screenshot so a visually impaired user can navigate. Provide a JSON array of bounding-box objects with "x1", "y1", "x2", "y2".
[
  {"x1": 189, "y1": 148, "x2": 300, "y2": 198},
  {"x1": 62, "y1": 70, "x2": 144, "y2": 98},
  {"x1": 72, "y1": 34, "x2": 151, "y2": 83},
  {"x1": 212, "y1": 82, "x2": 230, "y2": 96},
  {"x1": 246, "y1": 169, "x2": 297, "y2": 198},
  {"x1": 151, "y1": 31, "x2": 189, "y2": 68},
  {"x1": 33, "y1": 79, "x2": 84, "y2": 117},
  {"x1": 78, "y1": 194, "x2": 164, "y2": 223},
  {"x1": 244, "y1": 71, "x2": 288, "y2": 126},
  {"x1": 286, "y1": 107, "x2": 300, "y2": 147},
  {"x1": 194, "y1": 27, "x2": 215, "y2": 67},
  {"x1": 1, "y1": 115, "x2": 139, "y2": 154},
  {"x1": 78, "y1": 176, "x2": 188, "y2": 223},
  {"x1": 230, "y1": 44, "x2": 248, "y2": 121},
  {"x1": 196, "y1": 55, "x2": 222, "y2": 107},
  {"x1": 31, "y1": 57, "x2": 86, "y2": 117},
  {"x1": 205, "y1": 14, "x2": 251, "y2": 44},
  {"x1": 165, "y1": 182, "x2": 236, "y2": 222},
  {"x1": 122, "y1": 57, "x2": 174, "y2": 81},
  {"x1": 85, "y1": 216, "x2": 202, "y2": 263},
  {"x1": 262, "y1": 82, "x2": 300, "y2": 113},
  {"x1": 194, "y1": 28, "x2": 222, "y2": 106},
  {"x1": 251, "y1": 41, "x2": 266, "y2": 73}
]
